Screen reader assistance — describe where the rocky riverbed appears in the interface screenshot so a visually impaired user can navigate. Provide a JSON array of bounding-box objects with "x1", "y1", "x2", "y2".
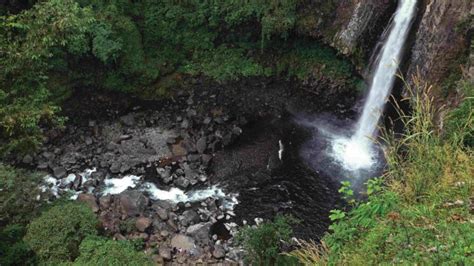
[{"x1": 15, "y1": 77, "x2": 358, "y2": 264}]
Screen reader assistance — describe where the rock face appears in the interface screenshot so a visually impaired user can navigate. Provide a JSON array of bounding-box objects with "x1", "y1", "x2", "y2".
[
  {"x1": 296, "y1": 0, "x2": 396, "y2": 68},
  {"x1": 330, "y1": 0, "x2": 396, "y2": 60},
  {"x1": 407, "y1": 0, "x2": 472, "y2": 92}
]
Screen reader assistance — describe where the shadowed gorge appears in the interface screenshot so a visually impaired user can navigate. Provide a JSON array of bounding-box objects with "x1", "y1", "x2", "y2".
[{"x1": 0, "y1": 1, "x2": 472, "y2": 265}]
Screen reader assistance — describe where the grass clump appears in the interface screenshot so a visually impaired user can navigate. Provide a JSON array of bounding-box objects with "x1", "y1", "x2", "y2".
[
  {"x1": 237, "y1": 215, "x2": 299, "y2": 265},
  {"x1": 24, "y1": 202, "x2": 98, "y2": 263},
  {"x1": 290, "y1": 76, "x2": 474, "y2": 264}
]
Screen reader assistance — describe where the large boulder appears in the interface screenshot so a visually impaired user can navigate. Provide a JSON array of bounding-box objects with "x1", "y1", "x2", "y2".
[
  {"x1": 186, "y1": 222, "x2": 211, "y2": 245},
  {"x1": 171, "y1": 234, "x2": 195, "y2": 252},
  {"x1": 77, "y1": 194, "x2": 99, "y2": 213},
  {"x1": 135, "y1": 217, "x2": 152, "y2": 232},
  {"x1": 118, "y1": 191, "x2": 149, "y2": 218}
]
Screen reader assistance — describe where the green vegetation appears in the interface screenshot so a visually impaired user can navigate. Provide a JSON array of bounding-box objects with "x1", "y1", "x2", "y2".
[
  {"x1": 0, "y1": 0, "x2": 356, "y2": 156},
  {"x1": 0, "y1": 164, "x2": 44, "y2": 225},
  {"x1": 445, "y1": 80, "x2": 473, "y2": 147},
  {"x1": 24, "y1": 202, "x2": 98, "y2": 263},
  {"x1": 0, "y1": 224, "x2": 37, "y2": 266},
  {"x1": 290, "y1": 77, "x2": 474, "y2": 264},
  {"x1": 72, "y1": 236, "x2": 152, "y2": 266},
  {"x1": 274, "y1": 41, "x2": 354, "y2": 82},
  {"x1": 236, "y1": 215, "x2": 299, "y2": 265},
  {"x1": 0, "y1": 0, "x2": 92, "y2": 156}
]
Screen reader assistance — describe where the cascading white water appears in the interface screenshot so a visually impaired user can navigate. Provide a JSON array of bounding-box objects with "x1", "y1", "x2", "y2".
[{"x1": 333, "y1": 0, "x2": 417, "y2": 171}]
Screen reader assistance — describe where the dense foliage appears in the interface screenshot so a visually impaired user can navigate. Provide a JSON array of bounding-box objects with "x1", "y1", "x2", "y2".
[
  {"x1": 291, "y1": 77, "x2": 474, "y2": 264},
  {"x1": 24, "y1": 202, "x2": 98, "y2": 263},
  {"x1": 0, "y1": 164, "x2": 43, "y2": 225},
  {"x1": 0, "y1": 0, "x2": 93, "y2": 155},
  {"x1": 0, "y1": 224, "x2": 37, "y2": 265},
  {"x1": 0, "y1": 0, "x2": 354, "y2": 156},
  {"x1": 72, "y1": 236, "x2": 152, "y2": 266}
]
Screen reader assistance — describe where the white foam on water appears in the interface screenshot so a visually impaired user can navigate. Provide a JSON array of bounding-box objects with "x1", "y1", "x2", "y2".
[
  {"x1": 41, "y1": 175, "x2": 59, "y2": 197},
  {"x1": 40, "y1": 169, "x2": 238, "y2": 210},
  {"x1": 142, "y1": 182, "x2": 239, "y2": 209},
  {"x1": 278, "y1": 140, "x2": 284, "y2": 160},
  {"x1": 102, "y1": 175, "x2": 141, "y2": 195},
  {"x1": 41, "y1": 168, "x2": 98, "y2": 199},
  {"x1": 62, "y1": 174, "x2": 76, "y2": 186},
  {"x1": 332, "y1": 137, "x2": 375, "y2": 171},
  {"x1": 142, "y1": 182, "x2": 188, "y2": 202}
]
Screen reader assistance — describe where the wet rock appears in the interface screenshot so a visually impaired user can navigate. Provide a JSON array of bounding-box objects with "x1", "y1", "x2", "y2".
[
  {"x1": 171, "y1": 143, "x2": 187, "y2": 157},
  {"x1": 156, "y1": 167, "x2": 172, "y2": 183},
  {"x1": 183, "y1": 164, "x2": 198, "y2": 180},
  {"x1": 42, "y1": 151, "x2": 55, "y2": 161},
  {"x1": 201, "y1": 154, "x2": 212, "y2": 166},
  {"x1": 99, "y1": 195, "x2": 112, "y2": 210},
  {"x1": 196, "y1": 137, "x2": 207, "y2": 154},
  {"x1": 171, "y1": 234, "x2": 195, "y2": 251},
  {"x1": 91, "y1": 170, "x2": 105, "y2": 182},
  {"x1": 186, "y1": 222, "x2": 211, "y2": 245},
  {"x1": 166, "y1": 137, "x2": 176, "y2": 145},
  {"x1": 181, "y1": 210, "x2": 200, "y2": 226},
  {"x1": 119, "y1": 191, "x2": 149, "y2": 218},
  {"x1": 119, "y1": 162, "x2": 131, "y2": 174},
  {"x1": 152, "y1": 255, "x2": 164, "y2": 265},
  {"x1": 160, "y1": 230, "x2": 170, "y2": 238},
  {"x1": 187, "y1": 109, "x2": 197, "y2": 117},
  {"x1": 175, "y1": 177, "x2": 190, "y2": 189},
  {"x1": 198, "y1": 175, "x2": 207, "y2": 183},
  {"x1": 187, "y1": 154, "x2": 200, "y2": 162},
  {"x1": 232, "y1": 126, "x2": 243, "y2": 136},
  {"x1": 212, "y1": 245, "x2": 225, "y2": 259},
  {"x1": 118, "y1": 134, "x2": 132, "y2": 142},
  {"x1": 120, "y1": 114, "x2": 136, "y2": 127},
  {"x1": 186, "y1": 97, "x2": 194, "y2": 105},
  {"x1": 159, "y1": 247, "x2": 172, "y2": 261},
  {"x1": 155, "y1": 207, "x2": 169, "y2": 221},
  {"x1": 135, "y1": 217, "x2": 152, "y2": 232},
  {"x1": 77, "y1": 194, "x2": 99, "y2": 213},
  {"x1": 53, "y1": 167, "x2": 67, "y2": 178},
  {"x1": 22, "y1": 155, "x2": 33, "y2": 164},
  {"x1": 222, "y1": 133, "x2": 232, "y2": 146},
  {"x1": 37, "y1": 162, "x2": 49, "y2": 170},
  {"x1": 72, "y1": 174, "x2": 82, "y2": 191},
  {"x1": 181, "y1": 119, "x2": 190, "y2": 129},
  {"x1": 110, "y1": 162, "x2": 121, "y2": 174}
]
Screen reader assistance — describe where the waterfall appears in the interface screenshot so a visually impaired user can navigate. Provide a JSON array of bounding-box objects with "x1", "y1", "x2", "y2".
[{"x1": 333, "y1": 0, "x2": 417, "y2": 171}]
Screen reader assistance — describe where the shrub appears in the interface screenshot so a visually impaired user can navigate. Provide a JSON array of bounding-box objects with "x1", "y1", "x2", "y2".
[
  {"x1": 24, "y1": 202, "x2": 98, "y2": 263},
  {"x1": 73, "y1": 236, "x2": 152, "y2": 266},
  {"x1": 236, "y1": 215, "x2": 298, "y2": 265}
]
